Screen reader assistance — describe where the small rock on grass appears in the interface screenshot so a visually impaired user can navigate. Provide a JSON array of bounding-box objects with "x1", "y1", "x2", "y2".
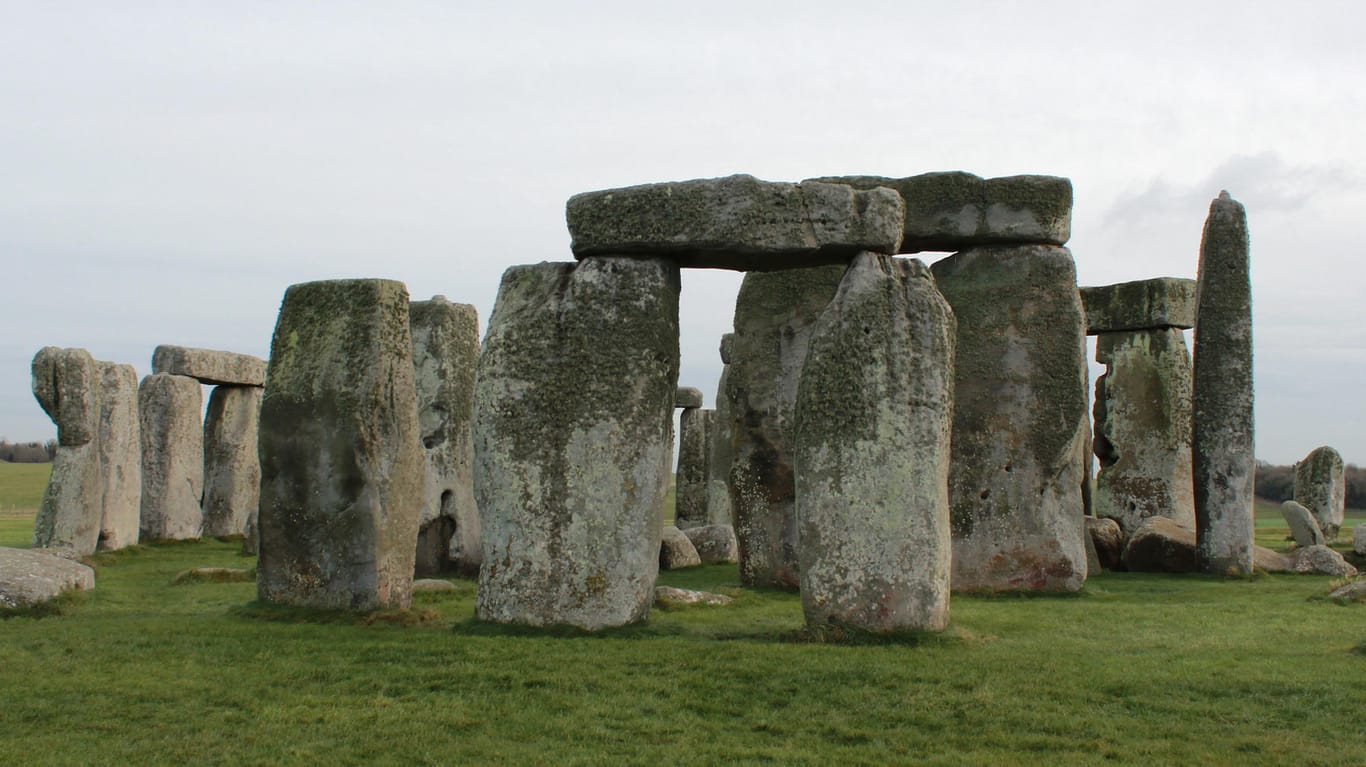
[
  {"x1": 0, "y1": 547, "x2": 95, "y2": 608},
  {"x1": 1291, "y1": 545, "x2": 1357, "y2": 577},
  {"x1": 654, "y1": 586, "x2": 733, "y2": 607},
  {"x1": 412, "y1": 579, "x2": 458, "y2": 593},
  {"x1": 1325, "y1": 579, "x2": 1366, "y2": 602}
]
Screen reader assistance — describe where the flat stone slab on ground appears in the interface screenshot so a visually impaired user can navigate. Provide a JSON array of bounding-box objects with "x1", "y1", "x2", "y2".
[
  {"x1": 1291, "y1": 545, "x2": 1357, "y2": 576},
  {"x1": 660, "y1": 525, "x2": 702, "y2": 570},
  {"x1": 152, "y1": 345, "x2": 267, "y2": 386},
  {"x1": 654, "y1": 586, "x2": 733, "y2": 607},
  {"x1": 683, "y1": 524, "x2": 739, "y2": 564},
  {"x1": 0, "y1": 547, "x2": 95, "y2": 608},
  {"x1": 1080, "y1": 278, "x2": 1197, "y2": 334}
]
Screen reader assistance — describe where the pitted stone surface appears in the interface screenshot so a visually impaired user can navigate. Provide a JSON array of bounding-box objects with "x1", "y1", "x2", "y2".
[
  {"x1": 201, "y1": 386, "x2": 262, "y2": 538},
  {"x1": 930, "y1": 245, "x2": 1089, "y2": 592},
  {"x1": 1293, "y1": 446, "x2": 1345, "y2": 539},
  {"x1": 1280, "y1": 501, "x2": 1325, "y2": 547},
  {"x1": 473, "y1": 258, "x2": 679, "y2": 629},
  {"x1": 683, "y1": 524, "x2": 739, "y2": 564},
  {"x1": 726, "y1": 264, "x2": 846, "y2": 589},
  {"x1": 1080, "y1": 278, "x2": 1197, "y2": 334},
  {"x1": 32, "y1": 442, "x2": 102, "y2": 555},
  {"x1": 660, "y1": 525, "x2": 702, "y2": 570},
  {"x1": 566, "y1": 174, "x2": 904, "y2": 270},
  {"x1": 674, "y1": 407, "x2": 712, "y2": 529},
  {"x1": 0, "y1": 547, "x2": 95, "y2": 608},
  {"x1": 674, "y1": 387, "x2": 704, "y2": 409},
  {"x1": 1291, "y1": 545, "x2": 1357, "y2": 576},
  {"x1": 809, "y1": 172, "x2": 1071, "y2": 253},
  {"x1": 257, "y1": 279, "x2": 424, "y2": 611},
  {"x1": 32, "y1": 346, "x2": 99, "y2": 446},
  {"x1": 706, "y1": 342, "x2": 735, "y2": 528},
  {"x1": 1121, "y1": 517, "x2": 1197, "y2": 573},
  {"x1": 138, "y1": 373, "x2": 204, "y2": 541},
  {"x1": 151, "y1": 345, "x2": 267, "y2": 386},
  {"x1": 794, "y1": 253, "x2": 955, "y2": 632},
  {"x1": 95, "y1": 361, "x2": 140, "y2": 551},
  {"x1": 410, "y1": 296, "x2": 481, "y2": 576},
  {"x1": 1192, "y1": 192, "x2": 1255, "y2": 575},
  {"x1": 1086, "y1": 516, "x2": 1123, "y2": 571}
]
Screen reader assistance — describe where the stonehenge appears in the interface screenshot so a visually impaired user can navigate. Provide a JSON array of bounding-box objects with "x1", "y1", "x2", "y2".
[
  {"x1": 673, "y1": 400, "x2": 711, "y2": 530},
  {"x1": 138, "y1": 373, "x2": 205, "y2": 541},
  {"x1": 1293, "y1": 446, "x2": 1344, "y2": 539},
  {"x1": 201, "y1": 385, "x2": 262, "y2": 538},
  {"x1": 94, "y1": 361, "x2": 141, "y2": 550},
  {"x1": 31, "y1": 347, "x2": 104, "y2": 555}
]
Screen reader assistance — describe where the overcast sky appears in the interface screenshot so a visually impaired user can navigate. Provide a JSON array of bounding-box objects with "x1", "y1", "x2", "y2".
[{"x1": 3, "y1": 1, "x2": 1363, "y2": 465}]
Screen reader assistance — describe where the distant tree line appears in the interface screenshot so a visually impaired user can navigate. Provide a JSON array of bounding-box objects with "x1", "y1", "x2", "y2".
[
  {"x1": 1255, "y1": 460, "x2": 1366, "y2": 509},
  {"x1": 0, "y1": 439, "x2": 56, "y2": 463}
]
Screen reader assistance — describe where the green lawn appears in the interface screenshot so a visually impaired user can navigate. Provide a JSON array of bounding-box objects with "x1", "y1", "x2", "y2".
[{"x1": 0, "y1": 461, "x2": 49, "y2": 548}]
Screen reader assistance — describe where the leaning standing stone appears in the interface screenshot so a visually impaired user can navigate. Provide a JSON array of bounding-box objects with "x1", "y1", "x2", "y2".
[
  {"x1": 257, "y1": 279, "x2": 424, "y2": 611},
  {"x1": 674, "y1": 407, "x2": 712, "y2": 529},
  {"x1": 794, "y1": 253, "x2": 955, "y2": 632},
  {"x1": 1191, "y1": 191, "x2": 1255, "y2": 575},
  {"x1": 1293, "y1": 446, "x2": 1345, "y2": 539},
  {"x1": 138, "y1": 373, "x2": 204, "y2": 541},
  {"x1": 1279, "y1": 501, "x2": 1324, "y2": 547},
  {"x1": 930, "y1": 245, "x2": 1089, "y2": 592},
  {"x1": 201, "y1": 386, "x2": 262, "y2": 538},
  {"x1": 95, "y1": 361, "x2": 141, "y2": 550},
  {"x1": 30, "y1": 348, "x2": 103, "y2": 555},
  {"x1": 473, "y1": 258, "x2": 679, "y2": 629}
]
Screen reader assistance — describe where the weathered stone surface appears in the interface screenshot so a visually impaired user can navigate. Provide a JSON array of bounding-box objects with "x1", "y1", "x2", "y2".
[
  {"x1": 674, "y1": 407, "x2": 712, "y2": 529},
  {"x1": 1080, "y1": 278, "x2": 1197, "y2": 334},
  {"x1": 409, "y1": 296, "x2": 481, "y2": 577},
  {"x1": 1086, "y1": 516, "x2": 1123, "y2": 571},
  {"x1": 32, "y1": 346, "x2": 99, "y2": 446},
  {"x1": 201, "y1": 386, "x2": 261, "y2": 538},
  {"x1": 94, "y1": 361, "x2": 140, "y2": 551},
  {"x1": 1092, "y1": 328, "x2": 1195, "y2": 537},
  {"x1": 32, "y1": 442, "x2": 102, "y2": 555},
  {"x1": 683, "y1": 524, "x2": 739, "y2": 564},
  {"x1": 1280, "y1": 501, "x2": 1325, "y2": 547},
  {"x1": 0, "y1": 547, "x2": 95, "y2": 608},
  {"x1": 1326, "y1": 579, "x2": 1366, "y2": 601},
  {"x1": 151, "y1": 345, "x2": 267, "y2": 386},
  {"x1": 1291, "y1": 545, "x2": 1357, "y2": 576},
  {"x1": 674, "y1": 387, "x2": 704, "y2": 409},
  {"x1": 794, "y1": 253, "x2": 955, "y2": 632},
  {"x1": 257, "y1": 279, "x2": 424, "y2": 611},
  {"x1": 1294, "y1": 446, "x2": 1345, "y2": 539},
  {"x1": 930, "y1": 245, "x2": 1089, "y2": 592},
  {"x1": 660, "y1": 525, "x2": 702, "y2": 570},
  {"x1": 473, "y1": 258, "x2": 679, "y2": 629},
  {"x1": 411, "y1": 578, "x2": 457, "y2": 593},
  {"x1": 809, "y1": 172, "x2": 1072, "y2": 253},
  {"x1": 1354, "y1": 524, "x2": 1366, "y2": 556},
  {"x1": 705, "y1": 344, "x2": 735, "y2": 528},
  {"x1": 727, "y1": 264, "x2": 846, "y2": 589},
  {"x1": 138, "y1": 374, "x2": 204, "y2": 541},
  {"x1": 1254, "y1": 545, "x2": 1293, "y2": 573},
  {"x1": 1121, "y1": 517, "x2": 1197, "y2": 573},
  {"x1": 654, "y1": 586, "x2": 733, "y2": 607},
  {"x1": 1192, "y1": 191, "x2": 1255, "y2": 575},
  {"x1": 566, "y1": 174, "x2": 904, "y2": 270}
]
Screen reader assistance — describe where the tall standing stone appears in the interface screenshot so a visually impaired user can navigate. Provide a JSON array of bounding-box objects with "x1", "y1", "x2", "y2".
[
  {"x1": 727, "y1": 264, "x2": 846, "y2": 589},
  {"x1": 930, "y1": 245, "x2": 1089, "y2": 592},
  {"x1": 794, "y1": 253, "x2": 955, "y2": 632},
  {"x1": 409, "y1": 296, "x2": 481, "y2": 576},
  {"x1": 674, "y1": 406, "x2": 712, "y2": 529},
  {"x1": 1293, "y1": 446, "x2": 1345, "y2": 539},
  {"x1": 1191, "y1": 191, "x2": 1255, "y2": 575},
  {"x1": 201, "y1": 386, "x2": 262, "y2": 538},
  {"x1": 30, "y1": 347, "x2": 103, "y2": 555},
  {"x1": 138, "y1": 373, "x2": 204, "y2": 541},
  {"x1": 473, "y1": 258, "x2": 679, "y2": 629},
  {"x1": 257, "y1": 279, "x2": 424, "y2": 611},
  {"x1": 95, "y1": 361, "x2": 141, "y2": 551},
  {"x1": 705, "y1": 335, "x2": 736, "y2": 527}
]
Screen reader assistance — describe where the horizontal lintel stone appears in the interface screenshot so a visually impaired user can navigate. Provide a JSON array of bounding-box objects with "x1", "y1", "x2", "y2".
[
  {"x1": 152, "y1": 345, "x2": 267, "y2": 386},
  {"x1": 1080, "y1": 277, "x2": 1196, "y2": 334}
]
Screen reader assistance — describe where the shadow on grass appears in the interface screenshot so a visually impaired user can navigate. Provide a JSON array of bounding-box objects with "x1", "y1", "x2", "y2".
[{"x1": 232, "y1": 601, "x2": 442, "y2": 627}]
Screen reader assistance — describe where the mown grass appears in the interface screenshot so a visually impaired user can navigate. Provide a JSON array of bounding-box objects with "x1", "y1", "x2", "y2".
[{"x1": 0, "y1": 461, "x2": 49, "y2": 548}]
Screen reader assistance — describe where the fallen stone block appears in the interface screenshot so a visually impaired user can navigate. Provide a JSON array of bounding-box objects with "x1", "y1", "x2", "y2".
[
  {"x1": 1291, "y1": 545, "x2": 1357, "y2": 577},
  {"x1": 152, "y1": 345, "x2": 267, "y2": 386},
  {"x1": 0, "y1": 547, "x2": 95, "y2": 608},
  {"x1": 1080, "y1": 278, "x2": 1197, "y2": 334},
  {"x1": 654, "y1": 586, "x2": 733, "y2": 607},
  {"x1": 683, "y1": 524, "x2": 739, "y2": 564},
  {"x1": 1121, "y1": 517, "x2": 1197, "y2": 573},
  {"x1": 1086, "y1": 516, "x2": 1123, "y2": 571},
  {"x1": 660, "y1": 526, "x2": 702, "y2": 570}
]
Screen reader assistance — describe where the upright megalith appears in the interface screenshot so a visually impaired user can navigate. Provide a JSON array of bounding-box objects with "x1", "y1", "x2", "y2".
[
  {"x1": 138, "y1": 373, "x2": 204, "y2": 541},
  {"x1": 794, "y1": 253, "x2": 955, "y2": 632},
  {"x1": 930, "y1": 244, "x2": 1089, "y2": 592},
  {"x1": 473, "y1": 258, "x2": 680, "y2": 629},
  {"x1": 200, "y1": 386, "x2": 262, "y2": 538},
  {"x1": 95, "y1": 361, "x2": 140, "y2": 551},
  {"x1": 257, "y1": 279, "x2": 424, "y2": 611},
  {"x1": 409, "y1": 296, "x2": 481, "y2": 576},
  {"x1": 726, "y1": 264, "x2": 846, "y2": 589},
  {"x1": 1293, "y1": 446, "x2": 1345, "y2": 539},
  {"x1": 674, "y1": 406, "x2": 712, "y2": 529},
  {"x1": 705, "y1": 335, "x2": 736, "y2": 528},
  {"x1": 31, "y1": 347, "x2": 103, "y2": 555},
  {"x1": 1191, "y1": 191, "x2": 1255, "y2": 575}
]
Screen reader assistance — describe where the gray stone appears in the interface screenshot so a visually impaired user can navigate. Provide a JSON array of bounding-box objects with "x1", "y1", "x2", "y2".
[
  {"x1": 1092, "y1": 328, "x2": 1195, "y2": 537},
  {"x1": 411, "y1": 578, "x2": 457, "y2": 593},
  {"x1": 409, "y1": 296, "x2": 481, "y2": 577},
  {"x1": 1293, "y1": 446, "x2": 1345, "y2": 539},
  {"x1": 1291, "y1": 545, "x2": 1357, "y2": 577},
  {"x1": 138, "y1": 373, "x2": 204, "y2": 541},
  {"x1": 1354, "y1": 524, "x2": 1366, "y2": 556},
  {"x1": 809, "y1": 172, "x2": 1072, "y2": 253},
  {"x1": 1080, "y1": 278, "x2": 1198, "y2": 334},
  {"x1": 32, "y1": 442, "x2": 102, "y2": 555},
  {"x1": 32, "y1": 346, "x2": 99, "y2": 446},
  {"x1": 682, "y1": 524, "x2": 739, "y2": 564},
  {"x1": 566, "y1": 174, "x2": 904, "y2": 270},
  {"x1": 473, "y1": 258, "x2": 679, "y2": 629},
  {"x1": 1192, "y1": 191, "x2": 1255, "y2": 575},
  {"x1": 0, "y1": 547, "x2": 95, "y2": 608},
  {"x1": 930, "y1": 245, "x2": 1089, "y2": 592},
  {"x1": 1254, "y1": 545, "x2": 1293, "y2": 573},
  {"x1": 201, "y1": 386, "x2": 262, "y2": 538},
  {"x1": 794, "y1": 253, "x2": 955, "y2": 632},
  {"x1": 705, "y1": 349, "x2": 735, "y2": 528},
  {"x1": 727, "y1": 264, "x2": 846, "y2": 589},
  {"x1": 719, "y1": 333, "x2": 735, "y2": 365},
  {"x1": 151, "y1": 345, "x2": 267, "y2": 386},
  {"x1": 660, "y1": 525, "x2": 702, "y2": 570},
  {"x1": 1280, "y1": 501, "x2": 1325, "y2": 547},
  {"x1": 675, "y1": 387, "x2": 704, "y2": 409},
  {"x1": 1086, "y1": 516, "x2": 1123, "y2": 571},
  {"x1": 1326, "y1": 580, "x2": 1366, "y2": 601},
  {"x1": 257, "y1": 279, "x2": 424, "y2": 611},
  {"x1": 654, "y1": 586, "x2": 733, "y2": 607},
  {"x1": 674, "y1": 407, "x2": 711, "y2": 529},
  {"x1": 1121, "y1": 517, "x2": 1197, "y2": 573},
  {"x1": 94, "y1": 361, "x2": 140, "y2": 551}
]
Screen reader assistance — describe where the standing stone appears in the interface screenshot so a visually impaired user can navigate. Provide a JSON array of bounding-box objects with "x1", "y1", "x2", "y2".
[
  {"x1": 1293, "y1": 446, "x2": 1345, "y2": 539},
  {"x1": 473, "y1": 258, "x2": 679, "y2": 629},
  {"x1": 201, "y1": 386, "x2": 262, "y2": 538},
  {"x1": 1279, "y1": 501, "x2": 1325, "y2": 547},
  {"x1": 1091, "y1": 328, "x2": 1195, "y2": 536},
  {"x1": 727, "y1": 265, "x2": 846, "y2": 589},
  {"x1": 674, "y1": 407, "x2": 712, "y2": 529},
  {"x1": 930, "y1": 245, "x2": 1089, "y2": 592},
  {"x1": 30, "y1": 348, "x2": 103, "y2": 555},
  {"x1": 794, "y1": 253, "x2": 955, "y2": 632},
  {"x1": 95, "y1": 361, "x2": 140, "y2": 551},
  {"x1": 257, "y1": 279, "x2": 424, "y2": 611},
  {"x1": 409, "y1": 296, "x2": 481, "y2": 576},
  {"x1": 138, "y1": 373, "x2": 204, "y2": 541},
  {"x1": 1191, "y1": 191, "x2": 1255, "y2": 575},
  {"x1": 1353, "y1": 524, "x2": 1366, "y2": 556},
  {"x1": 705, "y1": 336, "x2": 736, "y2": 527}
]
